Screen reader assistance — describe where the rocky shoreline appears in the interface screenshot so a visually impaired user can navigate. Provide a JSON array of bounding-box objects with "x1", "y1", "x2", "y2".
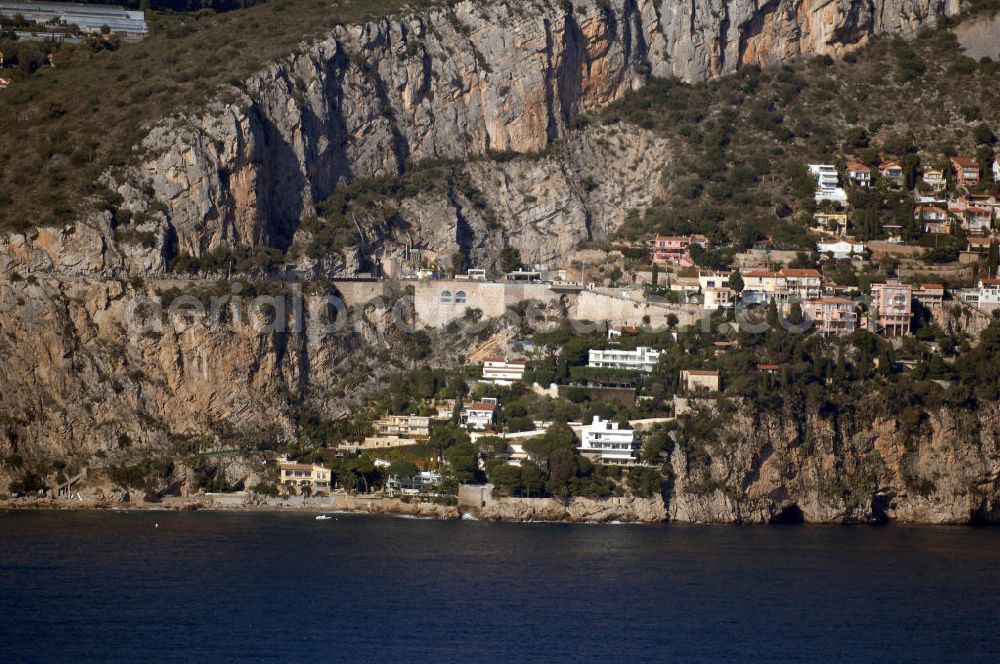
[
  {"x1": 0, "y1": 491, "x2": 670, "y2": 524},
  {"x1": 3, "y1": 491, "x2": 990, "y2": 526}
]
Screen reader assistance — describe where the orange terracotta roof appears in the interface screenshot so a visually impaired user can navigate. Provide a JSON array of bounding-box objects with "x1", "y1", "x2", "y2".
[
  {"x1": 781, "y1": 269, "x2": 821, "y2": 278},
  {"x1": 846, "y1": 163, "x2": 870, "y2": 172},
  {"x1": 952, "y1": 157, "x2": 977, "y2": 167},
  {"x1": 467, "y1": 402, "x2": 497, "y2": 411}
]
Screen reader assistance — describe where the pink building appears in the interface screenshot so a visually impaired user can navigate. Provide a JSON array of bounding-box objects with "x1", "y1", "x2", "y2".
[
  {"x1": 869, "y1": 281, "x2": 913, "y2": 337},
  {"x1": 802, "y1": 298, "x2": 857, "y2": 334},
  {"x1": 652, "y1": 235, "x2": 695, "y2": 267}
]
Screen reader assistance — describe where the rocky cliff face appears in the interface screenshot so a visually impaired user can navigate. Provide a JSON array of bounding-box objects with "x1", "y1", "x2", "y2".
[
  {"x1": 0, "y1": 0, "x2": 970, "y2": 512},
  {"x1": 89, "y1": 0, "x2": 957, "y2": 275},
  {"x1": 666, "y1": 400, "x2": 1000, "y2": 524}
]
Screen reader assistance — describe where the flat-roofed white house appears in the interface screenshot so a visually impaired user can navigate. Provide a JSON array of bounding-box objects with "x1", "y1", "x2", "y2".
[
  {"x1": 808, "y1": 164, "x2": 847, "y2": 202},
  {"x1": 385, "y1": 470, "x2": 443, "y2": 497},
  {"x1": 588, "y1": 346, "x2": 662, "y2": 373},
  {"x1": 481, "y1": 358, "x2": 527, "y2": 385},
  {"x1": 816, "y1": 239, "x2": 865, "y2": 260},
  {"x1": 461, "y1": 401, "x2": 497, "y2": 430},
  {"x1": 578, "y1": 416, "x2": 640, "y2": 465},
  {"x1": 963, "y1": 278, "x2": 1000, "y2": 310}
]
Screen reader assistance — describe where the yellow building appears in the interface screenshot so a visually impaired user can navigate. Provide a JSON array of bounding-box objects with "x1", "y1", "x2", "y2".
[{"x1": 278, "y1": 458, "x2": 332, "y2": 491}]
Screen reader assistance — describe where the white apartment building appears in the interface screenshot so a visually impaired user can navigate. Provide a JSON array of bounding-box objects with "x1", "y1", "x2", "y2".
[
  {"x1": 578, "y1": 416, "x2": 640, "y2": 465},
  {"x1": 588, "y1": 346, "x2": 662, "y2": 373},
  {"x1": 481, "y1": 358, "x2": 527, "y2": 385}
]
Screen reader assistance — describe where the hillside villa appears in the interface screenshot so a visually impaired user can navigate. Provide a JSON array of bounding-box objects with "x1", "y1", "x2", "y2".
[
  {"x1": 951, "y1": 157, "x2": 980, "y2": 186},
  {"x1": 481, "y1": 358, "x2": 527, "y2": 385},
  {"x1": 802, "y1": 298, "x2": 857, "y2": 334},
  {"x1": 461, "y1": 400, "x2": 498, "y2": 430},
  {"x1": 962, "y1": 278, "x2": 1000, "y2": 310},
  {"x1": 846, "y1": 163, "x2": 871, "y2": 187},
  {"x1": 652, "y1": 235, "x2": 695, "y2": 267},
  {"x1": 914, "y1": 283, "x2": 945, "y2": 309},
  {"x1": 922, "y1": 167, "x2": 946, "y2": 191},
  {"x1": 916, "y1": 205, "x2": 951, "y2": 234},
  {"x1": 578, "y1": 416, "x2": 640, "y2": 465},
  {"x1": 808, "y1": 164, "x2": 847, "y2": 202},
  {"x1": 385, "y1": 470, "x2": 442, "y2": 497},
  {"x1": 588, "y1": 346, "x2": 662, "y2": 373},
  {"x1": 879, "y1": 160, "x2": 905, "y2": 186}
]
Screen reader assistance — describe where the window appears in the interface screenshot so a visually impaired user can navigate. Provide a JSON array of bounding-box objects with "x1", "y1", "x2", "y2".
[
  {"x1": 440, "y1": 290, "x2": 452, "y2": 303},
  {"x1": 455, "y1": 290, "x2": 467, "y2": 304}
]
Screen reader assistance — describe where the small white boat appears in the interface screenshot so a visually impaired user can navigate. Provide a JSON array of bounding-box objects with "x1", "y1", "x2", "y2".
[{"x1": 315, "y1": 514, "x2": 333, "y2": 521}]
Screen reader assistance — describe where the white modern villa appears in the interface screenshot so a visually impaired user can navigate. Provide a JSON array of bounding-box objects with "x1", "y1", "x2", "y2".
[
  {"x1": 578, "y1": 416, "x2": 640, "y2": 465},
  {"x1": 588, "y1": 347, "x2": 662, "y2": 373}
]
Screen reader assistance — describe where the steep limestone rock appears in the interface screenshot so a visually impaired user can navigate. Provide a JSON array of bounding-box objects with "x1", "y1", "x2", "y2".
[
  {"x1": 664, "y1": 402, "x2": 1000, "y2": 524},
  {"x1": 105, "y1": 0, "x2": 955, "y2": 270}
]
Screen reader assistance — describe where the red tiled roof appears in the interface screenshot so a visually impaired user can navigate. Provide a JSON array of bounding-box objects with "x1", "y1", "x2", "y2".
[
  {"x1": 781, "y1": 269, "x2": 821, "y2": 278},
  {"x1": 921, "y1": 283, "x2": 945, "y2": 290},
  {"x1": 952, "y1": 157, "x2": 977, "y2": 167},
  {"x1": 467, "y1": 402, "x2": 497, "y2": 411},
  {"x1": 846, "y1": 163, "x2": 870, "y2": 172}
]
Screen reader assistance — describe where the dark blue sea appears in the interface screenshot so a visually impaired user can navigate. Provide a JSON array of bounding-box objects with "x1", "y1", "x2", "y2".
[{"x1": 1, "y1": 511, "x2": 999, "y2": 663}]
